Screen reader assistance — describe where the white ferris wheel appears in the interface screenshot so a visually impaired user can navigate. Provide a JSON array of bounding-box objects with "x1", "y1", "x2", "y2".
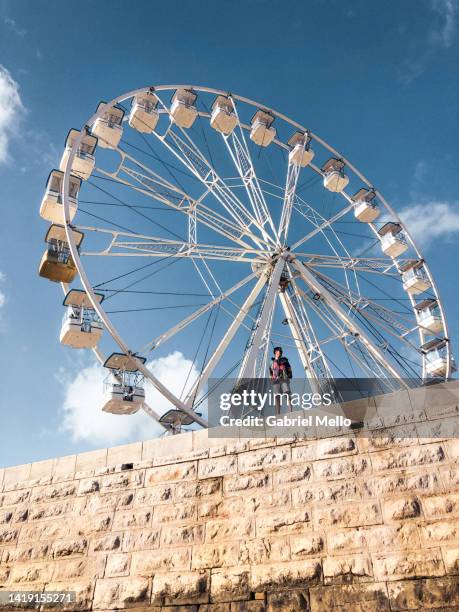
[{"x1": 38, "y1": 85, "x2": 456, "y2": 432}]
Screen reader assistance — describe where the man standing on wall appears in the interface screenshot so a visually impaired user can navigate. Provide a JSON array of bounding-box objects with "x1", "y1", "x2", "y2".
[{"x1": 270, "y1": 346, "x2": 293, "y2": 414}]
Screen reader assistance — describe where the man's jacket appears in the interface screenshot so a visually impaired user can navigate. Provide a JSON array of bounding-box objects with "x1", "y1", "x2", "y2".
[{"x1": 270, "y1": 357, "x2": 292, "y2": 382}]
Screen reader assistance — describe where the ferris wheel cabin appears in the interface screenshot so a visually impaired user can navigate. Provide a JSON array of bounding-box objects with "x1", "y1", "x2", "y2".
[
  {"x1": 353, "y1": 188, "x2": 380, "y2": 223},
  {"x1": 210, "y1": 95, "x2": 238, "y2": 135},
  {"x1": 322, "y1": 158, "x2": 349, "y2": 193},
  {"x1": 288, "y1": 132, "x2": 315, "y2": 167},
  {"x1": 101, "y1": 353, "x2": 146, "y2": 415},
  {"x1": 250, "y1": 110, "x2": 276, "y2": 147},
  {"x1": 39, "y1": 170, "x2": 81, "y2": 224},
  {"x1": 170, "y1": 89, "x2": 198, "y2": 128},
  {"x1": 38, "y1": 224, "x2": 84, "y2": 283},
  {"x1": 422, "y1": 339, "x2": 456, "y2": 378},
  {"x1": 415, "y1": 298, "x2": 444, "y2": 335},
  {"x1": 400, "y1": 260, "x2": 431, "y2": 295},
  {"x1": 60, "y1": 289, "x2": 104, "y2": 349},
  {"x1": 91, "y1": 102, "x2": 124, "y2": 149},
  {"x1": 128, "y1": 91, "x2": 159, "y2": 133},
  {"x1": 378, "y1": 222, "x2": 409, "y2": 258},
  {"x1": 59, "y1": 129, "x2": 97, "y2": 181}
]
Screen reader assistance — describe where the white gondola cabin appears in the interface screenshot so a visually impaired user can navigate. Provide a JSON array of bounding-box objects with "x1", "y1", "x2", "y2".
[
  {"x1": 288, "y1": 132, "x2": 314, "y2": 167},
  {"x1": 59, "y1": 129, "x2": 97, "y2": 181},
  {"x1": 170, "y1": 89, "x2": 198, "y2": 128},
  {"x1": 400, "y1": 260, "x2": 431, "y2": 295},
  {"x1": 378, "y1": 222, "x2": 408, "y2": 258},
  {"x1": 39, "y1": 170, "x2": 81, "y2": 224},
  {"x1": 101, "y1": 353, "x2": 146, "y2": 415},
  {"x1": 322, "y1": 158, "x2": 349, "y2": 192},
  {"x1": 60, "y1": 290, "x2": 104, "y2": 349},
  {"x1": 128, "y1": 91, "x2": 159, "y2": 133},
  {"x1": 353, "y1": 188, "x2": 380, "y2": 223},
  {"x1": 415, "y1": 299, "x2": 443, "y2": 335},
  {"x1": 210, "y1": 96, "x2": 238, "y2": 135},
  {"x1": 422, "y1": 339, "x2": 456, "y2": 377},
  {"x1": 38, "y1": 225, "x2": 84, "y2": 283},
  {"x1": 250, "y1": 110, "x2": 276, "y2": 147},
  {"x1": 91, "y1": 102, "x2": 124, "y2": 149}
]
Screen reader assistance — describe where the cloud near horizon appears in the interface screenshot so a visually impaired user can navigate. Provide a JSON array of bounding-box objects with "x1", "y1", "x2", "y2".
[
  {"x1": 58, "y1": 351, "x2": 201, "y2": 447},
  {"x1": 0, "y1": 65, "x2": 24, "y2": 164},
  {"x1": 399, "y1": 200, "x2": 459, "y2": 248}
]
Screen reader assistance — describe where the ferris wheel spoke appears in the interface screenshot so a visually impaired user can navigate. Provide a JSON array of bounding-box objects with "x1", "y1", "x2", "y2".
[
  {"x1": 184, "y1": 272, "x2": 268, "y2": 406},
  {"x1": 294, "y1": 253, "x2": 402, "y2": 277},
  {"x1": 291, "y1": 258, "x2": 411, "y2": 386},
  {"x1": 220, "y1": 97, "x2": 279, "y2": 242},
  {"x1": 138, "y1": 269, "x2": 261, "y2": 355},
  {"x1": 95, "y1": 152, "x2": 267, "y2": 249},
  {"x1": 309, "y1": 266, "x2": 424, "y2": 356},
  {"x1": 278, "y1": 157, "x2": 303, "y2": 244},
  {"x1": 290, "y1": 197, "x2": 355, "y2": 251},
  {"x1": 151, "y1": 102, "x2": 277, "y2": 249}
]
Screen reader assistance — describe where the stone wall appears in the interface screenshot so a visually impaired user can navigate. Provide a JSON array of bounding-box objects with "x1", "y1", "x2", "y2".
[{"x1": 1, "y1": 383, "x2": 459, "y2": 610}]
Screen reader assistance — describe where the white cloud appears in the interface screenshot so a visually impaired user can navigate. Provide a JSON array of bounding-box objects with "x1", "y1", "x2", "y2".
[
  {"x1": 0, "y1": 65, "x2": 24, "y2": 163},
  {"x1": 0, "y1": 272, "x2": 6, "y2": 311},
  {"x1": 59, "y1": 351, "x2": 201, "y2": 447},
  {"x1": 4, "y1": 17, "x2": 27, "y2": 37},
  {"x1": 430, "y1": 0, "x2": 458, "y2": 47},
  {"x1": 400, "y1": 200, "x2": 459, "y2": 248}
]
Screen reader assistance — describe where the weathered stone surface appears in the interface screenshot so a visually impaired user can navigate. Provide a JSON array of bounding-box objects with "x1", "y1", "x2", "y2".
[
  {"x1": 152, "y1": 570, "x2": 209, "y2": 605},
  {"x1": 3, "y1": 381, "x2": 459, "y2": 610}
]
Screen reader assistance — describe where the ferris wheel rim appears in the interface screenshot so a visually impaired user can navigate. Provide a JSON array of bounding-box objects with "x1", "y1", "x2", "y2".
[{"x1": 60, "y1": 84, "x2": 453, "y2": 421}]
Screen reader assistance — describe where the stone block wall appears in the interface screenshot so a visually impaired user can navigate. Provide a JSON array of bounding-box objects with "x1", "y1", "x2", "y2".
[{"x1": 0, "y1": 384, "x2": 459, "y2": 610}]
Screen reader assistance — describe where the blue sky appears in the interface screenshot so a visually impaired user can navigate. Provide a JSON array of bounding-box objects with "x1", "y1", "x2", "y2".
[{"x1": 0, "y1": 0, "x2": 458, "y2": 467}]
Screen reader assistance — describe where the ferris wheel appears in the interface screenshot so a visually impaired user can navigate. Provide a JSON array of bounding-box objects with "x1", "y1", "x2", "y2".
[{"x1": 38, "y1": 84, "x2": 456, "y2": 431}]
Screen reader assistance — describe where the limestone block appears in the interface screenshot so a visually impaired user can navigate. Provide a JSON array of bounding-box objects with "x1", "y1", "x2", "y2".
[
  {"x1": 91, "y1": 533, "x2": 122, "y2": 553},
  {"x1": 161, "y1": 524, "x2": 205, "y2": 547},
  {"x1": 198, "y1": 455, "x2": 237, "y2": 479},
  {"x1": 267, "y1": 590, "x2": 310, "y2": 611},
  {"x1": 142, "y1": 432, "x2": 193, "y2": 462},
  {"x1": 206, "y1": 518, "x2": 254, "y2": 542},
  {"x1": 255, "y1": 509, "x2": 310, "y2": 537},
  {"x1": 93, "y1": 576, "x2": 150, "y2": 610},
  {"x1": 145, "y1": 461, "x2": 197, "y2": 485},
  {"x1": 272, "y1": 464, "x2": 311, "y2": 486},
  {"x1": 250, "y1": 559, "x2": 321, "y2": 592},
  {"x1": 31, "y1": 482, "x2": 77, "y2": 503},
  {"x1": 364, "y1": 523, "x2": 421, "y2": 551},
  {"x1": 192, "y1": 542, "x2": 240, "y2": 570},
  {"x1": 131, "y1": 547, "x2": 191, "y2": 574},
  {"x1": 239, "y1": 536, "x2": 290, "y2": 564},
  {"x1": 362, "y1": 469, "x2": 442, "y2": 499},
  {"x1": 223, "y1": 472, "x2": 271, "y2": 494},
  {"x1": 0, "y1": 488, "x2": 31, "y2": 508},
  {"x1": 292, "y1": 479, "x2": 360, "y2": 506},
  {"x1": 105, "y1": 553, "x2": 130, "y2": 577},
  {"x1": 322, "y1": 554, "x2": 373, "y2": 584},
  {"x1": 312, "y1": 455, "x2": 370, "y2": 481},
  {"x1": 421, "y1": 492, "x2": 459, "y2": 519},
  {"x1": 387, "y1": 576, "x2": 459, "y2": 610},
  {"x1": 2, "y1": 464, "x2": 31, "y2": 488},
  {"x1": 53, "y1": 454, "x2": 77, "y2": 478},
  {"x1": 121, "y1": 529, "x2": 160, "y2": 553},
  {"x1": 309, "y1": 582, "x2": 390, "y2": 612},
  {"x1": 45, "y1": 580, "x2": 94, "y2": 611},
  {"x1": 112, "y1": 509, "x2": 152, "y2": 530},
  {"x1": 372, "y1": 549, "x2": 445, "y2": 581},
  {"x1": 382, "y1": 496, "x2": 422, "y2": 521},
  {"x1": 210, "y1": 567, "x2": 250, "y2": 602},
  {"x1": 152, "y1": 570, "x2": 209, "y2": 605},
  {"x1": 238, "y1": 446, "x2": 290, "y2": 473},
  {"x1": 442, "y1": 546, "x2": 459, "y2": 574},
  {"x1": 175, "y1": 478, "x2": 221, "y2": 500},
  {"x1": 75, "y1": 448, "x2": 107, "y2": 473},
  {"x1": 106, "y1": 442, "x2": 142, "y2": 467},
  {"x1": 421, "y1": 518, "x2": 459, "y2": 547},
  {"x1": 290, "y1": 533, "x2": 324, "y2": 558},
  {"x1": 9, "y1": 560, "x2": 54, "y2": 584},
  {"x1": 52, "y1": 537, "x2": 88, "y2": 558},
  {"x1": 154, "y1": 501, "x2": 197, "y2": 524},
  {"x1": 315, "y1": 501, "x2": 382, "y2": 528},
  {"x1": 371, "y1": 443, "x2": 446, "y2": 472},
  {"x1": 135, "y1": 484, "x2": 174, "y2": 506}
]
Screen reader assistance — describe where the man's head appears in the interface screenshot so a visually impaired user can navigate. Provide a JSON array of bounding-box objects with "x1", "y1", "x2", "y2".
[{"x1": 273, "y1": 346, "x2": 283, "y2": 359}]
